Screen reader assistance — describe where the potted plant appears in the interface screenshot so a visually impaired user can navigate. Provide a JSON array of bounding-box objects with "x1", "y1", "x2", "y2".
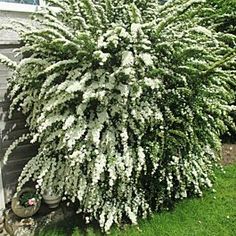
[
  {"x1": 42, "y1": 188, "x2": 61, "y2": 209},
  {"x1": 11, "y1": 187, "x2": 41, "y2": 218}
]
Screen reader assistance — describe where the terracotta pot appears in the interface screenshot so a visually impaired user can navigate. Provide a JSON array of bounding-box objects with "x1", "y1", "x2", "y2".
[
  {"x1": 11, "y1": 188, "x2": 41, "y2": 218},
  {"x1": 42, "y1": 193, "x2": 61, "y2": 209}
]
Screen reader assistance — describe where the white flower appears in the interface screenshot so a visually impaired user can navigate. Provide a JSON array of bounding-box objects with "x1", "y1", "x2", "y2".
[
  {"x1": 119, "y1": 28, "x2": 130, "y2": 38},
  {"x1": 192, "y1": 26, "x2": 212, "y2": 37},
  {"x1": 131, "y1": 23, "x2": 142, "y2": 39},
  {"x1": 140, "y1": 53, "x2": 153, "y2": 66},
  {"x1": 121, "y1": 51, "x2": 134, "y2": 67},
  {"x1": 125, "y1": 206, "x2": 137, "y2": 224},
  {"x1": 66, "y1": 72, "x2": 92, "y2": 93},
  {"x1": 63, "y1": 115, "x2": 75, "y2": 130},
  {"x1": 93, "y1": 50, "x2": 110, "y2": 64},
  {"x1": 97, "y1": 36, "x2": 106, "y2": 48},
  {"x1": 92, "y1": 127, "x2": 101, "y2": 147},
  {"x1": 137, "y1": 147, "x2": 146, "y2": 171},
  {"x1": 144, "y1": 77, "x2": 160, "y2": 90}
]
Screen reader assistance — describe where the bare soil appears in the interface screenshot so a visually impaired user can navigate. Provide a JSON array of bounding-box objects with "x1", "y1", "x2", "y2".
[{"x1": 221, "y1": 144, "x2": 236, "y2": 165}]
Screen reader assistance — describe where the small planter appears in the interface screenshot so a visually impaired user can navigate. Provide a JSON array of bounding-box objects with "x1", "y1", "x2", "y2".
[
  {"x1": 42, "y1": 190, "x2": 61, "y2": 209},
  {"x1": 11, "y1": 188, "x2": 41, "y2": 218}
]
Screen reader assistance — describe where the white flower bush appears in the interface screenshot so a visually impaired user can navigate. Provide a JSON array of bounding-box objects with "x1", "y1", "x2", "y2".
[{"x1": 0, "y1": 0, "x2": 235, "y2": 232}]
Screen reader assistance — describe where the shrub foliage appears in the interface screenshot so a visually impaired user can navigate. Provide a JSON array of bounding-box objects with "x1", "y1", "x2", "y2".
[
  {"x1": 204, "y1": 0, "x2": 236, "y2": 34},
  {"x1": 0, "y1": 0, "x2": 235, "y2": 232},
  {"x1": 203, "y1": 0, "x2": 236, "y2": 142}
]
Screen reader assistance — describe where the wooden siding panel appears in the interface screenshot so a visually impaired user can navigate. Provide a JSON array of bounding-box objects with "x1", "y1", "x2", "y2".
[{"x1": 0, "y1": 40, "x2": 37, "y2": 203}]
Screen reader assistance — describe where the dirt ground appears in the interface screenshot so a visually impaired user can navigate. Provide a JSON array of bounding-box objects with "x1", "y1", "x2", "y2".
[{"x1": 222, "y1": 144, "x2": 236, "y2": 165}]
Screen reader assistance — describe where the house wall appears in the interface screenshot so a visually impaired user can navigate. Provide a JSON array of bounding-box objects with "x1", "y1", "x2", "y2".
[{"x1": 0, "y1": 10, "x2": 37, "y2": 205}]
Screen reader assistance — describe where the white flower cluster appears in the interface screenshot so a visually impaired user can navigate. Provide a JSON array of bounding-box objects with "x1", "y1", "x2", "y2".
[{"x1": 1, "y1": 0, "x2": 235, "y2": 233}]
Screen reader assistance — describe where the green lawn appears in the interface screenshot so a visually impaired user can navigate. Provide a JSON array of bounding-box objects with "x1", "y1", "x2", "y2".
[{"x1": 40, "y1": 164, "x2": 236, "y2": 236}]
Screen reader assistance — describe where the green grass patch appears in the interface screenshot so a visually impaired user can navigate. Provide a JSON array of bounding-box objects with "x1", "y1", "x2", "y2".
[{"x1": 40, "y1": 164, "x2": 236, "y2": 236}]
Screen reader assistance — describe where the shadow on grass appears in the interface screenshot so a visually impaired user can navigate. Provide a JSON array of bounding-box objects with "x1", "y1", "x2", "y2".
[
  {"x1": 39, "y1": 164, "x2": 236, "y2": 236},
  {"x1": 38, "y1": 212, "x2": 103, "y2": 236}
]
